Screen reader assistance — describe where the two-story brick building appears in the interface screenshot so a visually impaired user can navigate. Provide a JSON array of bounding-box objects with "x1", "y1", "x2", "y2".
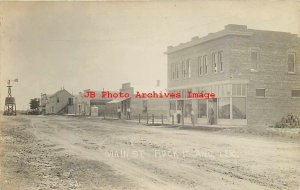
[{"x1": 166, "y1": 24, "x2": 300, "y2": 126}]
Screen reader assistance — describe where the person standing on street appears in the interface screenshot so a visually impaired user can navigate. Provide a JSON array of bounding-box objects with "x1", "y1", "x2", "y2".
[
  {"x1": 126, "y1": 107, "x2": 131, "y2": 120},
  {"x1": 209, "y1": 106, "x2": 215, "y2": 125},
  {"x1": 176, "y1": 109, "x2": 182, "y2": 124},
  {"x1": 191, "y1": 109, "x2": 195, "y2": 127},
  {"x1": 117, "y1": 106, "x2": 121, "y2": 119}
]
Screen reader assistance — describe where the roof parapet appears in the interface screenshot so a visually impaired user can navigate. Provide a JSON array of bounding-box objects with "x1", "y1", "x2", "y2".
[
  {"x1": 191, "y1": 36, "x2": 200, "y2": 41},
  {"x1": 225, "y1": 24, "x2": 247, "y2": 31},
  {"x1": 165, "y1": 26, "x2": 252, "y2": 54}
]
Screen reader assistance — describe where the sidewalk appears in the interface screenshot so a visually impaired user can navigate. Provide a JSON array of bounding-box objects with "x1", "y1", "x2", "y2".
[{"x1": 92, "y1": 115, "x2": 238, "y2": 130}]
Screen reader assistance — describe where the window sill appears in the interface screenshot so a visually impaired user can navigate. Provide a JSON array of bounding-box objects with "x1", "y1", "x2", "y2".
[
  {"x1": 287, "y1": 72, "x2": 296, "y2": 75},
  {"x1": 256, "y1": 96, "x2": 271, "y2": 99}
]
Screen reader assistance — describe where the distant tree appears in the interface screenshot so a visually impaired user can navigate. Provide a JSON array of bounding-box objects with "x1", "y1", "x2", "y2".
[{"x1": 29, "y1": 98, "x2": 40, "y2": 114}]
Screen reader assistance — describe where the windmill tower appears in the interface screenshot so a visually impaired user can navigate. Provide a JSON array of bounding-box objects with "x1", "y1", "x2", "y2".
[{"x1": 3, "y1": 79, "x2": 18, "y2": 116}]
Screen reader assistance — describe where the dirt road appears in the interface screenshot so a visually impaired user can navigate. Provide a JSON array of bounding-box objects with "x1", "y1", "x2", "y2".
[{"x1": 0, "y1": 115, "x2": 299, "y2": 190}]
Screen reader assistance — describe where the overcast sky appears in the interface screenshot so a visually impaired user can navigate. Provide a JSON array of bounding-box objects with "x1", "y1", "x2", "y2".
[{"x1": 0, "y1": 0, "x2": 299, "y2": 110}]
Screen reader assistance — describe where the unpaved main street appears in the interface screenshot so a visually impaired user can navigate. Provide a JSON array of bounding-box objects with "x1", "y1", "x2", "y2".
[{"x1": 0, "y1": 115, "x2": 299, "y2": 190}]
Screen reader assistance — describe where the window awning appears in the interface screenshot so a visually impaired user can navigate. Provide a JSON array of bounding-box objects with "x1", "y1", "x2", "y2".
[{"x1": 107, "y1": 98, "x2": 130, "y2": 104}]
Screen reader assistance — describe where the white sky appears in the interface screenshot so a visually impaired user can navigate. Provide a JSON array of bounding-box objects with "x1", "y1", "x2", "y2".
[{"x1": 0, "y1": 0, "x2": 299, "y2": 110}]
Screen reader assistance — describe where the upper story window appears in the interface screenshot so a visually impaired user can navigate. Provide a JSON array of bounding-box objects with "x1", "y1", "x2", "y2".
[
  {"x1": 212, "y1": 51, "x2": 223, "y2": 73},
  {"x1": 256, "y1": 88, "x2": 265, "y2": 97},
  {"x1": 203, "y1": 55, "x2": 208, "y2": 74},
  {"x1": 171, "y1": 63, "x2": 180, "y2": 80},
  {"x1": 68, "y1": 98, "x2": 73, "y2": 105},
  {"x1": 175, "y1": 63, "x2": 179, "y2": 79},
  {"x1": 287, "y1": 52, "x2": 296, "y2": 73},
  {"x1": 291, "y1": 89, "x2": 300, "y2": 97},
  {"x1": 171, "y1": 63, "x2": 175, "y2": 80},
  {"x1": 218, "y1": 84, "x2": 232, "y2": 97},
  {"x1": 218, "y1": 51, "x2": 223, "y2": 72},
  {"x1": 182, "y1": 61, "x2": 186, "y2": 78},
  {"x1": 212, "y1": 52, "x2": 218, "y2": 73},
  {"x1": 182, "y1": 59, "x2": 191, "y2": 78},
  {"x1": 198, "y1": 56, "x2": 202, "y2": 76},
  {"x1": 187, "y1": 60, "x2": 191, "y2": 78},
  {"x1": 232, "y1": 84, "x2": 246, "y2": 97},
  {"x1": 57, "y1": 97, "x2": 60, "y2": 103},
  {"x1": 251, "y1": 50, "x2": 259, "y2": 70}
]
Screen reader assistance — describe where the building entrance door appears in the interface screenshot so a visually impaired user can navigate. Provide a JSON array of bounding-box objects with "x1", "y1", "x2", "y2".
[
  {"x1": 176, "y1": 100, "x2": 184, "y2": 124},
  {"x1": 208, "y1": 98, "x2": 217, "y2": 125},
  {"x1": 122, "y1": 101, "x2": 127, "y2": 117}
]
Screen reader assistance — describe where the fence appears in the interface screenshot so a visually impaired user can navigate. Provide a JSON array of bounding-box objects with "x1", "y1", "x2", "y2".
[
  {"x1": 135, "y1": 114, "x2": 166, "y2": 125},
  {"x1": 98, "y1": 112, "x2": 191, "y2": 126}
]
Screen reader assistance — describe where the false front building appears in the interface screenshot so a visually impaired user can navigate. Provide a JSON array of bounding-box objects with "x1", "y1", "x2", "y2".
[{"x1": 166, "y1": 24, "x2": 300, "y2": 126}]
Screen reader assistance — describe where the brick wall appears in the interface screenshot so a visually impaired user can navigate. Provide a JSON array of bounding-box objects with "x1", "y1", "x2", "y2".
[
  {"x1": 167, "y1": 36, "x2": 231, "y2": 89},
  {"x1": 166, "y1": 25, "x2": 300, "y2": 126},
  {"x1": 227, "y1": 31, "x2": 300, "y2": 126}
]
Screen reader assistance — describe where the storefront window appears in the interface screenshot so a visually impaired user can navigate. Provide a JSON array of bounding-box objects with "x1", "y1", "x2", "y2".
[
  {"x1": 169, "y1": 101, "x2": 176, "y2": 110},
  {"x1": 241, "y1": 84, "x2": 246, "y2": 96},
  {"x1": 233, "y1": 84, "x2": 248, "y2": 97},
  {"x1": 143, "y1": 100, "x2": 148, "y2": 113},
  {"x1": 232, "y1": 97, "x2": 246, "y2": 119},
  {"x1": 177, "y1": 100, "x2": 183, "y2": 111},
  {"x1": 218, "y1": 85, "x2": 223, "y2": 97},
  {"x1": 169, "y1": 100, "x2": 176, "y2": 116},
  {"x1": 218, "y1": 98, "x2": 230, "y2": 119},
  {"x1": 224, "y1": 84, "x2": 232, "y2": 97},
  {"x1": 198, "y1": 99, "x2": 207, "y2": 118},
  {"x1": 232, "y1": 84, "x2": 241, "y2": 96},
  {"x1": 182, "y1": 83, "x2": 247, "y2": 122},
  {"x1": 218, "y1": 84, "x2": 231, "y2": 97}
]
